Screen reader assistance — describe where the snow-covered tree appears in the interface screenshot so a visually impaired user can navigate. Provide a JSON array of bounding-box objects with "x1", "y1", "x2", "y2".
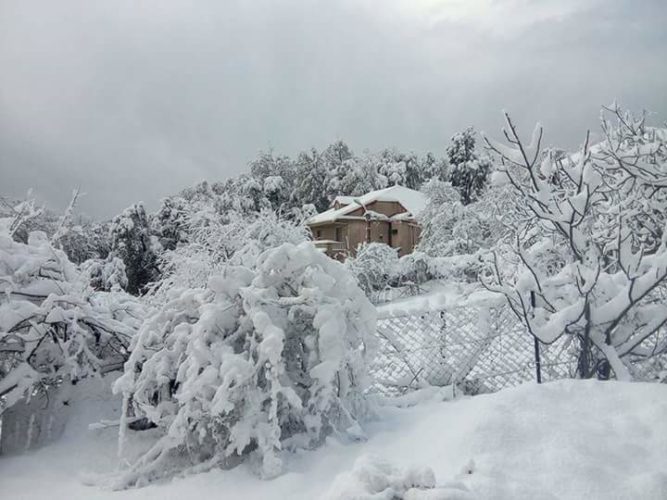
[
  {"x1": 417, "y1": 180, "x2": 463, "y2": 257},
  {"x1": 56, "y1": 220, "x2": 112, "y2": 264},
  {"x1": 80, "y1": 256, "x2": 128, "y2": 292},
  {"x1": 346, "y1": 243, "x2": 400, "y2": 294},
  {"x1": 417, "y1": 179, "x2": 498, "y2": 260},
  {"x1": 402, "y1": 152, "x2": 428, "y2": 190},
  {"x1": 322, "y1": 140, "x2": 354, "y2": 167},
  {"x1": 482, "y1": 106, "x2": 667, "y2": 380},
  {"x1": 0, "y1": 192, "x2": 44, "y2": 240},
  {"x1": 394, "y1": 251, "x2": 437, "y2": 285},
  {"x1": 152, "y1": 210, "x2": 308, "y2": 301},
  {"x1": 377, "y1": 149, "x2": 408, "y2": 187},
  {"x1": 109, "y1": 203, "x2": 159, "y2": 295},
  {"x1": 334, "y1": 155, "x2": 387, "y2": 197},
  {"x1": 152, "y1": 196, "x2": 189, "y2": 251},
  {"x1": 421, "y1": 151, "x2": 449, "y2": 182},
  {"x1": 50, "y1": 188, "x2": 81, "y2": 249},
  {"x1": 293, "y1": 149, "x2": 332, "y2": 212},
  {"x1": 447, "y1": 127, "x2": 491, "y2": 205},
  {"x1": 0, "y1": 231, "x2": 139, "y2": 413},
  {"x1": 262, "y1": 175, "x2": 288, "y2": 212},
  {"x1": 2, "y1": 192, "x2": 112, "y2": 265},
  {"x1": 114, "y1": 242, "x2": 376, "y2": 486},
  {"x1": 249, "y1": 150, "x2": 296, "y2": 188}
]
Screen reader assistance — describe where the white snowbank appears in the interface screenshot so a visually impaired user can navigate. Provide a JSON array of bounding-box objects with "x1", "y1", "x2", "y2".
[
  {"x1": 323, "y1": 455, "x2": 473, "y2": 500},
  {"x1": 1, "y1": 379, "x2": 666, "y2": 499}
]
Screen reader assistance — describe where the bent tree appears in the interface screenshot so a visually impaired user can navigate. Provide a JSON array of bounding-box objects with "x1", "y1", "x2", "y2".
[{"x1": 482, "y1": 105, "x2": 667, "y2": 380}]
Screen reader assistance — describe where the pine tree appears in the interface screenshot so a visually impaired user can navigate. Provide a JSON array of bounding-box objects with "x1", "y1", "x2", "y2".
[
  {"x1": 109, "y1": 203, "x2": 159, "y2": 294},
  {"x1": 293, "y1": 149, "x2": 331, "y2": 212},
  {"x1": 447, "y1": 127, "x2": 491, "y2": 205}
]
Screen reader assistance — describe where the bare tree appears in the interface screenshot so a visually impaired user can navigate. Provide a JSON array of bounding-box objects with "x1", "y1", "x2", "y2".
[
  {"x1": 481, "y1": 105, "x2": 667, "y2": 380},
  {"x1": 0, "y1": 191, "x2": 43, "y2": 239},
  {"x1": 50, "y1": 187, "x2": 81, "y2": 248}
]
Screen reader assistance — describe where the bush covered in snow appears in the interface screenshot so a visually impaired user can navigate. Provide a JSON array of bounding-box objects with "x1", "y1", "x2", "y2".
[
  {"x1": 113, "y1": 242, "x2": 377, "y2": 486},
  {"x1": 345, "y1": 243, "x2": 400, "y2": 294},
  {"x1": 346, "y1": 243, "x2": 491, "y2": 302},
  {"x1": 80, "y1": 256, "x2": 128, "y2": 292},
  {"x1": 417, "y1": 178, "x2": 512, "y2": 265},
  {"x1": 151, "y1": 210, "x2": 308, "y2": 301},
  {"x1": 0, "y1": 231, "x2": 141, "y2": 412}
]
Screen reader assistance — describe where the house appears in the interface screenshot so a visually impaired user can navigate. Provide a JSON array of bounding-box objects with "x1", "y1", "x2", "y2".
[{"x1": 306, "y1": 185, "x2": 426, "y2": 259}]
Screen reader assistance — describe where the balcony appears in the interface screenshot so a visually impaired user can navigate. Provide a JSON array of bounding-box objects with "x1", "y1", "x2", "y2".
[{"x1": 312, "y1": 239, "x2": 348, "y2": 259}]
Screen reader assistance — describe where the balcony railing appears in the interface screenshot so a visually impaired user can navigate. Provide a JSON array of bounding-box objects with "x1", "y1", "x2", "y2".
[{"x1": 313, "y1": 239, "x2": 347, "y2": 254}]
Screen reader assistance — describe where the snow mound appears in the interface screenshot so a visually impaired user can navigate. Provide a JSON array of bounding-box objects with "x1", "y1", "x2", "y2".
[
  {"x1": 1, "y1": 379, "x2": 666, "y2": 499},
  {"x1": 323, "y1": 455, "x2": 472, "y2": 500}
]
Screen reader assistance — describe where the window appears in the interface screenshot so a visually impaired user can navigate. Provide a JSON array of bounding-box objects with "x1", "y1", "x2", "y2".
[
  {"x1": 335, "y1": 227, "x2": 342, "y2": 241},
  {"x1": 316, "y1": 230, "x2": 322, "y2": 238},
  {"x1": 391, "y1": 229, "x2": 398, "y2": 235}
]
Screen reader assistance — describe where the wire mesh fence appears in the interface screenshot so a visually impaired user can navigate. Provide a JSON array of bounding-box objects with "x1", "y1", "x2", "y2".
[
  {"x1": 368, "y1": 283, "x2": 428, "y2": 306},
  {"x1": 369, "y1": 298, "x2": 667, "y2": 397}
]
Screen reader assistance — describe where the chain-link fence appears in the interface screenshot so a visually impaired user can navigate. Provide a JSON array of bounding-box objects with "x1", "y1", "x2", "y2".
[{"x1": 369, "y1": 296, "x2": 667, "y2": 397}]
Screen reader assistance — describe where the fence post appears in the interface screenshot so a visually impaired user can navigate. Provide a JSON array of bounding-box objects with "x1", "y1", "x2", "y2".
[
  {"x1": 530, "y1": 291, "x2": 542, "y2": 384},
  {"x1": 533, "y1": 336, "x2": 542, "y2": 384}
]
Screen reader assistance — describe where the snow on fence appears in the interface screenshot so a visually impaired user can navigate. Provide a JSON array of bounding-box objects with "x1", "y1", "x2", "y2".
[
  {"x1": 3, "y1": 294, "x2": 665, "y2": 454},
  {"x1": 369, "y1": 293, "x2": 667, "y2": 397},
  {"x1": 368, "y1": 282, "x2": 427, "y2": 306}
]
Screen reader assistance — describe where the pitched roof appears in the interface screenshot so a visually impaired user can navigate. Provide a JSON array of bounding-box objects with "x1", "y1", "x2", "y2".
[
  {"x1": 307, "y1": 185, "x2": 426, "y2": 225},
  {"x1": 332, "y1": 195, "x2": 355, "y2": 206}
]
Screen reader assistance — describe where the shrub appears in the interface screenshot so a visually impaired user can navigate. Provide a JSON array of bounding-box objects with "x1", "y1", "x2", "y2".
[{"x1": 113, "y1": 242, "x2": 377, "y2": 486}]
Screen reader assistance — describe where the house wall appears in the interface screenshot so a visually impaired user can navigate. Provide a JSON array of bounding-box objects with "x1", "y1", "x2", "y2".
[
  {"x1": 311, "y1": 223, "x2": 338, "y2": 241},
  {"x1": 391, "y1": 221, "x2": 421, "y2": 257},
  {"x1": 345, "y1": 220, "x2": 367, "y2": 254},
  {"x1": 308, "y1": 199, "x2": 420, "y2": 259},
  {"x1": 370, "y1": 220, "x2": 390, "y2": 247},
  {"x1": 341, "y1": 220, "x2": 392, "y2": 256}
]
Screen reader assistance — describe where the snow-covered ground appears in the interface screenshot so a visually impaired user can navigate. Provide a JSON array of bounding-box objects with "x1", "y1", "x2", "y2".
[{"x1": 1, "y1": 379, "x2": 666, "y2": 499}]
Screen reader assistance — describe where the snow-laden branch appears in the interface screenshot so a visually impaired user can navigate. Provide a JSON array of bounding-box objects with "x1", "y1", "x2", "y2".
[{"x1": 482, "y1": 106, "x2": 667, "y2": 379}]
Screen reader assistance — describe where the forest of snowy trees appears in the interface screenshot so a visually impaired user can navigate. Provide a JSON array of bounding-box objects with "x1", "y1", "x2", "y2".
[
  {"x1": 2, "y1": 105, "x2": 667, "y2": 490},
  {"x1": 0, "y1": 128, "x2": 491, "y2": 297}
]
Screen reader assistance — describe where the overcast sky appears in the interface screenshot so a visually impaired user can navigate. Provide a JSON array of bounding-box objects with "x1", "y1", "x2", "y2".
[{"x1": 1, "y1": 0, "x2": 666, "y2": 219}]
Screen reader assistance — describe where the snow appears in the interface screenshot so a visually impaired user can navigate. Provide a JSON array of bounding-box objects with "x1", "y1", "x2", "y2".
[
  {"x1": 376, "y1": 283, "x2": 500, "y2": 319},
  {"x1": 2, "y1": 379, "x2": 666, "y2": 499},
  {"x1": 307, "y1": 185, "x2": 427, "y2": 225},
  {"x1": 333, "y1": 195, "x2": 355, "y2": 206},
  {"x1": 109, "y1": 242, "x2": 376, "y2": 485}
]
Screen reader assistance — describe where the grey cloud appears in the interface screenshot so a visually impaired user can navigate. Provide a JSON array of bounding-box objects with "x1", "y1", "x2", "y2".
[{"x1": 1, "y1": 0, "x2": 665, "y2": 218}]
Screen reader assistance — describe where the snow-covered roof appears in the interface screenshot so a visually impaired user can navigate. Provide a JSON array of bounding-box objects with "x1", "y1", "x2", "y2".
[
  {"x1": 307, "y1": 185, "x2": 426, "y2": 225},
  {"x1": 332, "y1": 195, "x2": 355, "y2": 206}
]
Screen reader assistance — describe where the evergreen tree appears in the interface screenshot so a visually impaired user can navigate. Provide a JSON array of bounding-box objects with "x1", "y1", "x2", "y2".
[
  {"x1": 292, "y1": 149, "x2": 331, "y2": 212},
  {"x1": 421, "y1": 152, "x2": 449, "y2": 182},
  {"x1": 109, "y1": 203, "x2": 159, "y2": 294},
  {"x1": 447, "y1": 127, "x2": 491, "y2": 204},
  {"x1": 153, "y1": 196, "x2": 189, "y2": 251}
]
